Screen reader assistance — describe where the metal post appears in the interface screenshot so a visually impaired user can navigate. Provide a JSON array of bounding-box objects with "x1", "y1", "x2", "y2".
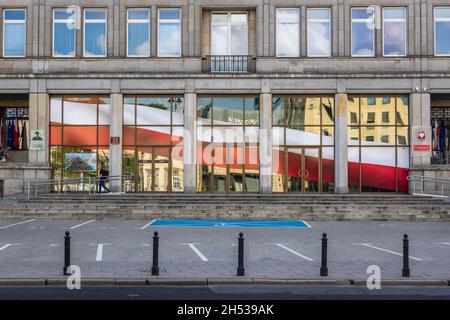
[
  {"x1": 402, "y1": 234, "x2": 410, "y2": 277},
  {"x1": 237, "y1": 232, "x2": 245, "y2": 276},
  {"x1": 63, "y1": 231, "x2": 71, "y2": 276},
  {"x1": 152, "y1": 231, "x2": 160, "y2": 276},
  {"x1": 320, "y1": 233, "x2": 328, "y2": 277}
]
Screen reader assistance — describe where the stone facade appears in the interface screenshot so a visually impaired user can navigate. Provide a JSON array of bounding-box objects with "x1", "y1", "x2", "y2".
[{"x1": 0, "y1": 0, "x2": 449, "y2": 195}]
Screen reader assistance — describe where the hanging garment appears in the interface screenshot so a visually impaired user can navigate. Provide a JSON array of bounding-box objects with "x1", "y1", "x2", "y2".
[
  {"x1": 0, "y1": 120, "x2": 3, "y2": 149},
  {"x1": 13, "y1": 119, "x2": 19, "y2": 149},
  {"x1": 7, "y1": 120, "x2": 14, "y2": 149},
  {"x1": 433, "y1": 120, "x2": 438, "y2": 151},
  {"x1": 21, "y1": 120, "x2": 27, "y2": 150},
  {"x1": 439, "y1": 121, "x2": 446, "y2": 153}
]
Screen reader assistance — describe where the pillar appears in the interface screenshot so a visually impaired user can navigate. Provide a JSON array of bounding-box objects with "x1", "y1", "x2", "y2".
[
  {"x1": 410, "y1": 92, "x2": 431, "y2": 166},
  {"x1": 109, "y1": 93, "x2": 123, "y2": 193},
  {"x1": 184, "y1": 92, "x2": 197, "y2": 193},
  {"x1": 334, "y1": 93, "x2": 348, "y2": 194},
  {"x1": 28, "y1": 93, "x2": 49, "y2": 164},
  {"x1": 259, "y1": 93, "x2": 272, "y2": 193}
]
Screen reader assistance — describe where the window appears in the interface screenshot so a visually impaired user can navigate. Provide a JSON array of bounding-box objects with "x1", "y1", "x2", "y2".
[
  {"x1": 53, "y1": 8, "x2": 76, "y2": 57},
  {"x1": 350, "y1": 112, "x2": 358, "y2": 124},
  {"x1": 307, "y1": 8, "x2": 331, "y2": 57},
  {"x1": 382, "y1": 111, "x2": 390, "y2": 123},
  {"x1": 127, "y1": 9, "x2": 150, "y2": 57},
  {"x1": 435, "y1": 7, "x2": 450, "y2": 56},
  {"x1": 3, "y1": 9, "x2": 26, "y2": 57},
  {"x1": 276, "y1": 8, "x2": 299, "y2": 57},
  {"x1": 383, "y1": 8, "x2": 406, "y2": 56},
  {"x1": 367, "y1": 112, "x2": 375, "y2": 123},
  {"x1": 84, "y1": 9, "x2": 107, "y2": 57},
  {"x1": 211, "y1": 12, "x2": 248, "y2": 56},
  {"x1": 158, "y1": 9, "x2": 181, "y2": 57},
  {"x1": 351, "y1": 8, "x2": 375, "y2": 57}
]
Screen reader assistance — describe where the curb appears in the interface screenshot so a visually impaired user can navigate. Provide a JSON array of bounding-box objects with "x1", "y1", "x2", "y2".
[{"x1": 0, "y1": 278, "x2": 448, "y2": 287}]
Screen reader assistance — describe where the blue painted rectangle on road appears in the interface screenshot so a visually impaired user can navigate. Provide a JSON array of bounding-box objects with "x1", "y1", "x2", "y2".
[{"x1": 149, "y1": 219, "x2": 311, "y2": 228}]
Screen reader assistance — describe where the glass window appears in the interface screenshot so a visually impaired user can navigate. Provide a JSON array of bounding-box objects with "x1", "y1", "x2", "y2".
[
  {"x1": 84, "y1": 9, "x2": 107, "y2": 57},
  {"x1": 211, "y1": 12, "x2": 248, "y2": 56},
  {"x1": 351, "y1": 8, "x2": 375, "y2": 57},
  {"x1": 383, "y1": 8, "x2": 406, "y2": 56},
  {"x1": 276, "y1": 8, "x2": 299, "y2": 57},
  {"x1": 307, "y1": 8, "x2": 331, "y2": 57},
  {"x1": 127, "y1": 9, "x2": 150, "y2": 57},
  {"x1": 158, "y1": 9, "x2": 181, "y2": 57},
  {"x1": 3, "y1": 9, "x2": 26, "y2": 57},
  {"x1": 435, "y1": 7, "x2": 450, "y2": 56},
  {"x1": 53, "y1": 8, "x2": 76, "y2": 57}
]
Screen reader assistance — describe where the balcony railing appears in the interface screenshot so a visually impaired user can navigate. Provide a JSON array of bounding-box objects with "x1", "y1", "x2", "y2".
[{"x1": 202, "y1": 55, "x2": 256, "y2": 73}]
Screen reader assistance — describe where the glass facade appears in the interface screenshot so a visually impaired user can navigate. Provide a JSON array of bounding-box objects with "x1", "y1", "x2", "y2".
[
  {"x1": 3, "y1": 9, "x2": 26, "y2": 57},
  {"x1": 197, "y1": 97, "x2": 260, "y2": 193},
  {"x1": 347, "y1": 96, "x2": 409, "y2": 193},
  {"x1": 123, "y1": 96, "x2": 184, "y2": 192},
  {"x1": 272, "y1": 96, "x2": 335, "y2": 193},
  {"x1": 49, "y1": 96, "x2": 111, "y2": 191}
]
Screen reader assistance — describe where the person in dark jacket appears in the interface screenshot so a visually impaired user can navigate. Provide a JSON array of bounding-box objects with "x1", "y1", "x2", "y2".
[{"x1": 98, "y1": 163, "x2": 110, "y2": 193}]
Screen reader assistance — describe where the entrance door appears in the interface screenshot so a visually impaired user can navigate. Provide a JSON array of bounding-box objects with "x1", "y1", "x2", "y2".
[
  {"x1": 286, "y1": 147, "x2": 320, "y2": 193},
  {"x1": 137, "y1": 146, "x2": 171, "y2": 192}
]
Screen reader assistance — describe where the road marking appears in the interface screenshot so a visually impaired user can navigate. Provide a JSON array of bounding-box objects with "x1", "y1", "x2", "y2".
[
  {"x1": 90, "y1": 243, "x2": 112, "y2": 262},
  {"x1": 0, "y1": 219, "x2": 35, "y2": 229},
  {"x1": 355, "y1": 243, "x2": 423, "y2": 261},
  {"x1": 141, "y1": 244, "x2": 151, "y2": 247},
  {"x1": 0, "y1": 244, "x2": 21, "y2": 252},
  {"x1": 436, "y1": 242, "x2": 450, "y2": 246},
  {"x1": 50, "y1": 244, "x2": 59, "y2": 247},
  {"x1": 181, "y1": 243, "x2": 208, "y2": 262},
  {"x1": 29, "y1": 226, "x2": 46, "y2": 229},
  {"x1": 268, "y1": 243, "x2": 314, "y2": 262},
  {"x1": 69, "y1": 220, "x2": 95, "y2": 230},
  {"x1": 137, "y1": 220, "x2": 156, "y2": 230}
]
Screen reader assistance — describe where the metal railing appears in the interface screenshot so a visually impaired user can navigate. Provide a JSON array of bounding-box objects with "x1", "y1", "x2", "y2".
[
  {"x1": 407, "y1": 176, "x2": 450, "y2": 198},
  {"x1": 202, "y1": 55, "x2": 256, "y2": 73},
  {"x1": 24, "y1": 175, "x2": 133, "y2": 200}
]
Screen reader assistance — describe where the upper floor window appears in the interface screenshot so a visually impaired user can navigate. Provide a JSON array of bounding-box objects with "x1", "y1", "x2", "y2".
[
  {"x1": 158, "y1": 9, "x2": 181, "y2": 57},
  {"x1": 53, "y1": 8, "x2": 77, "y2": 57},
  {"x1": 383, "y1": 7, "x2": 406, "y2": 56},
  {"x1": 307, "y1": 8, "x2": 331, "y2": 57},
  {"x1": 127, "y1": 8, "x2": 150, "y2": 57},
  {"x1": 3, "y1": 9, "x2": 26, "y2": 57},
  {"x1": 276, "y1": 8, "x2": 299, "y2": 57},
  {"x1": 351, "y1": 8, "x2": 375, "y2": 57},
  {"x1": 211, "y1": 12, "x2": 248, "y2": 56},
  {"x1": 435, "y1": 7, "x2": 450, "y2": 56},
  {"x1": 84, "y1": 9, "x2": 107, "y2": 57}
]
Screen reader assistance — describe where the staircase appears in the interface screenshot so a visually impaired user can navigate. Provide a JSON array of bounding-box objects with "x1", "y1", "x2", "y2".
[{"x1": 1, "y1": 193, "x2": 450, "y2": 221}]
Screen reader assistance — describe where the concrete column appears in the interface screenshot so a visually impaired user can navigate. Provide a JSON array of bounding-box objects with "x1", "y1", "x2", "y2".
[
  {"x1": 28, "y1": 93, "x2": 49, "y2": 164},
  {"x1": 109, "y1": 93, "x2": 123, "y2": 193},
  {"x1": 259, "y1": 93, "x2": 273, "y2": 193},
  {"x1": 184, "y1": 92, "x2": 197, "y2": 193},
  {"x1": 410, "y1": 92, "x2": 431, "y2": 166},
  {"x1": 334, "y1": 93, "x2": 348, "y2": 194}
]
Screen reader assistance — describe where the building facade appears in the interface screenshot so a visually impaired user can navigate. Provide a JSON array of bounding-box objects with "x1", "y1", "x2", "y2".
[{"x1": 0, "y1": 0, "x2": 448, "y2": 196}]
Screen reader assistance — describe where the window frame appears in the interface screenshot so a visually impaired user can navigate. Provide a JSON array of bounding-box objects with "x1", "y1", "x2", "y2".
[
  {"x1": 211, "y1": 11, "x2": 249, "y2": 56},
  {"x1": 157, "y1": 8, "x2": 182, "y2": 57},
  {"x1": 83, "y1": 8, "x2": 107, "y2": 58},
  {"x1": 53, "y1": 8, "x2": 77, "y2": 58},
  {"x1": 382, "y1": 7, "x2": 407, "y2": 57},
  {"x1": 351, "y1": 7, "x2": 375, "y2": 57},
  {"x1": 126, "y1": 8, "x2": 151, "y2": 58},
  {"x1": 3, "y1": 8, "x2": 27, "y2": 58},
  {"x1": 307, "y1": 7, "x2": 332, "y2": 57},
  {"x1": 434, "y1": 6, "x2": 450, "y2": 57},
  {"x1": 275, "y1": 8, "x2": 300, "y2": 58}
]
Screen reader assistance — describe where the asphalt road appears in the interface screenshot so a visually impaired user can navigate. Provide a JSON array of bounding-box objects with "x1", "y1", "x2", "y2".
[
  {"x1": 1, "y1": 219, "x2": 450, "y2": 279},
  {"x1": 0, "y1": 285, "x2": 450, "y2": 300}
]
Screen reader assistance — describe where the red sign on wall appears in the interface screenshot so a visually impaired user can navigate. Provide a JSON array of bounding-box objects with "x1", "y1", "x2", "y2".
[
  {"x1": 110, "y1": 137, "x2": 120, "y2": 145},
  {"x1": 413, "y1": 145, "x2": 430, "y2": 151}
]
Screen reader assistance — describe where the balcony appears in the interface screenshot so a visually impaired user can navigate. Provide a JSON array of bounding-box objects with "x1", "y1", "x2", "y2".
[{"x1": 202, "y1": 55, "x2": 256, "y2": 74}]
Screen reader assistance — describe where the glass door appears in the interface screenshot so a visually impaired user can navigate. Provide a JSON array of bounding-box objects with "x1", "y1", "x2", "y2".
[
  {"x1": 286, "y1": 147, "x2": 321, "y2": 193},
  {"x1": 137, "y1": 146, "x2": 171, "y2": 192}
]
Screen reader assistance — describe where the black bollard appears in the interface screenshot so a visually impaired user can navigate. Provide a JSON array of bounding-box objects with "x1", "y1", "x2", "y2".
[
  {"x1": 320, "y1": 233, "x2": 328, "y2": 277},
  {"x1": 237, "y1": 232, "x2": 245, "y2": 276},
  {"x1": 63, "y1": 231, "x2": 71, "y2": 276},
  {"x1": 152, "y1": 231, "x2": 160, "y2": 276},
  {"x1": 402, "y1": 234, "x2": 410, "y2": 277}
]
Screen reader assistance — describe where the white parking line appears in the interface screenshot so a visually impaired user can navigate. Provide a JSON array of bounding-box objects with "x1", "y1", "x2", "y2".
[
  {"x1": 69, "y1": 220, "x2": 95, "y2": 230},
  {"x1": 0, "y1": 244, "x2": 21, "y2": 252},
  {"x1": 355, "y1": 243, "x2": 423, "y2": 261},
  {"x1": 268, "y1": 243, "x2": 314, "y2": 262},
  {"x1": 137, "y1": 220, "x2": 156, "y2": 230},
  {"x1": 0, "y1": 219, "x2": 35, "y2": 229},
  {"x1": 181, "y1": 243, "x2": 208, "y2": 262},
  {"x1": 436, "y1": 242, "x2": 450, "y2": 246},
  {"x1": 90, "y1": 243, "x2": 112, "y2": 262}
]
